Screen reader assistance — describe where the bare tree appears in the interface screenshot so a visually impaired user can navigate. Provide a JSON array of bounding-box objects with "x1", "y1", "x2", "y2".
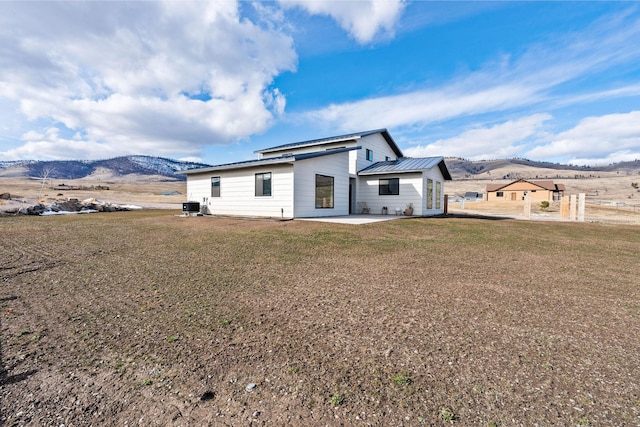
[{"x1": 39, "y1": 165, "x2": 56, "y2": 200}]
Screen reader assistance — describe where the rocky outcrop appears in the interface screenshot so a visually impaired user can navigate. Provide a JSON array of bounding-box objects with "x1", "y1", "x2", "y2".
[{"x1": 15, "y1": 198, "x2": 141, "y2": 216}]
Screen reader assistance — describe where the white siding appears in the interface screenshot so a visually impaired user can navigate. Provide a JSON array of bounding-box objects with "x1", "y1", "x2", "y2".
[
  {"x1": 353, "y1": 134, "x2": 401, "y2": 203},
  {"x1": 187, "y1": 164, "x2": 294, "y2": 218},
  {"x1": 355, "y1": 133, "x2": 399, "y2": 172},
  {"x1": 293, "y1": 152, "x2": 351, "y2": 217},
  {"x1": 358, "y1": 168, "x2": 448, "y2": 217},
  {"x1": 258, "y1": 132, "x2": 400, "y2": 176},
  {"x1": 358, "y1": 173, "x2": 423, "y2": 215}
]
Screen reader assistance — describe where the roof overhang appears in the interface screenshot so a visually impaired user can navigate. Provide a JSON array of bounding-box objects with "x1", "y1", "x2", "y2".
[
  {"x1": 177, "y1": 146, "x2": 360, "y2": 175},
  {"x1": 358, "y1": 157, "x2": 452, "y2": 180},
  {"x1": 255, "y1": 129, "x2": 403, "y2": 158}
]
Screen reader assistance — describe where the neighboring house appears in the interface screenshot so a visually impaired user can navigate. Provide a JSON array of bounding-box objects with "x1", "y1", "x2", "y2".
[
  {"x1": 464, "y1": 191, "x2": 483, "y2": 200},
  {"x1": 486, "y1": 179, "x2": 565, "y2": 202},
  {"x1": 180, "y1": 129, "x2": 451, "y2": 219}
]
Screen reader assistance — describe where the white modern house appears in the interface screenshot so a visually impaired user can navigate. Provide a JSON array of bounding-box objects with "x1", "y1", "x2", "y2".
[{"x1": 180, "y1": 129, "x2": 451, "y2": 219}]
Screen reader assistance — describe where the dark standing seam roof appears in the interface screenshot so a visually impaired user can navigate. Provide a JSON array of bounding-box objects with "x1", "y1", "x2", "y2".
[
  {"x1": 177, "y1": 147, "x2": 361, "y2": 175},
  {"x1": 358, "y1": 157, "x2": 452, "y2": 180},
  {"x1": 255, "y1": 129, "x2": 404, "y2": 158}
]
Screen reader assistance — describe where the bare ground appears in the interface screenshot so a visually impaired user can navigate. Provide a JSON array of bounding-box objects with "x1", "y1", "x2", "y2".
[{"x1": 1, "y1": 211, "x2": 639, "y2": 426}]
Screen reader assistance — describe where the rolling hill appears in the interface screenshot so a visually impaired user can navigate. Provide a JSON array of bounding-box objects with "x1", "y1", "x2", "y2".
[{"x1": 0, "y1": 156, "x2": 210, "y2": 181}]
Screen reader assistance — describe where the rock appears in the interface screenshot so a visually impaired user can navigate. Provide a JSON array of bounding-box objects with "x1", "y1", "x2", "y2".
[
  {"x1": 27, "y1": 204, "x2": 46, "y2": 215},
  {"x1": 245, "y1": 383, "x2": 256, "y2": 392},
  {"x1": 0, "y1": 192, "x2": 11, "y2": 200},
  {"x1": 200, "y1": 391, "x2": 215, "y2": 401}
]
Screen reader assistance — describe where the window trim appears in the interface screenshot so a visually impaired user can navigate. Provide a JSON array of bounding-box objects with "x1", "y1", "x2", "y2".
[
  {"x1": 255, "y1": 172, "x2": 272, "y2": 197},
  {"x1": 211, "y1": 176, "x2": 220, "y2": 197},
  {"x1": 315, "y1": 174, "x2": 334, "y2": 209},
  {"x1": 426, "y1": 179, "x2": 433, "y2": 209},
  {"x1": 379, "y1": 177, "x2": 400, "y2": 195}
]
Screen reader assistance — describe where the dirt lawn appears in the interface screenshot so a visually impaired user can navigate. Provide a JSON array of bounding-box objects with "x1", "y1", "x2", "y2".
[{"x1": 1, "y1": 211, "x2": 639, "y2": 426}]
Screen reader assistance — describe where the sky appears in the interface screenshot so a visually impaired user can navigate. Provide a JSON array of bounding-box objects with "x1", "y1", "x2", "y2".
[{"x1": 1, "y1": 1, "x2": 639, "y2": 166}]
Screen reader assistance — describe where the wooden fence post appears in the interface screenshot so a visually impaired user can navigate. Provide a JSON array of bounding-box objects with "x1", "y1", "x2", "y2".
[
  {"x1": 578, "y1": 193, "x2": 585, "y2": 222},
  {"x1": 561, "y1": 196, "x2": 569, "y2": 219},
  {"x1": 524, "y1": 194, "x2": 531, "y2": 219},
  {"x1": 570, "y1": 194, "x2": 577, "y2": 221}
]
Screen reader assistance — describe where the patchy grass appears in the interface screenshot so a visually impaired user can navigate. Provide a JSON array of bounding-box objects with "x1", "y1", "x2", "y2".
[{"x1": 1, "y1": 211, "x2": 639, "y2": 425}]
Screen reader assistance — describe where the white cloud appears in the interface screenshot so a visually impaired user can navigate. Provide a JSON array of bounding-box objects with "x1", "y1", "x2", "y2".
[
  {"x1": 306, "y1": 83, "x2": 541, "y2": 132},
  {"x1": 298, "y1": 9, "x2": 640, "y2": 162},
  {"x1": 278, "y1": 0, "x2": 406, "y2": 43},
  {"x1": 0, "y1": 1, "x2": 297, "y2": 160},
  {"x1": 525, "y1": 111, "x2": 640, "y2": 165},
  {"x1": 404, "y1": 114, "x2": 552, "y2": 160}
]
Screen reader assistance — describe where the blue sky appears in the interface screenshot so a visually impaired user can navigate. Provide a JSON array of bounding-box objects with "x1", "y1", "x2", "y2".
[{"x1": 1, "y1": 1, "x2": 639, "y2": 166}]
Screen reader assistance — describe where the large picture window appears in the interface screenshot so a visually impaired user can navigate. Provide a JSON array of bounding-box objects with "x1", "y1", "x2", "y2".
[
  {"x1": 426, "y1": 179, "x2": 433, "y2": 209},
  {"x1": 379, "y1": 178, "x2": 399, "y2": 195},
  {"x1": 255, "y1": 172, "x2": 272, "y2": 197},
  {"x1": 315, "y1": 174, "x2": 334, "y2": 208},
  {"x1": 211, "y1": 176, "x2": 220, "y2": 197}
]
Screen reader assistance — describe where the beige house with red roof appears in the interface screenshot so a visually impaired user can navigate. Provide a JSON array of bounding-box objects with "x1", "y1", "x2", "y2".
[{"x1": 486, "y1": 179, "x2": 565, "y2": 202}]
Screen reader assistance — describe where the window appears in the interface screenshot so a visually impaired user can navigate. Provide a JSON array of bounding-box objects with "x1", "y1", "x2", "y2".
[
  {"x1": 315, "y1": 174, "x2": 334, "y2": 208},
  {"x1": 435, "y1": 181, "x2": 442, "y2": 209},
  {"x1": 426, "y1": 179, "x2": 433, "y2": 209},
  {"x1": 366, "y1": 149, "x2": 373, "y2": 161},
  {"x1": 211, "y1": 176, "x2": 220, "y2": 197},
  {"x1": 496, "y1": 191, "x2": 504, "y2": 197},
  {"x1": 379, "y1": 178, "x2": 399, "y2": 195},
  {"x1": 255, "y1": 172, "x2": 272, "y2": 197}
]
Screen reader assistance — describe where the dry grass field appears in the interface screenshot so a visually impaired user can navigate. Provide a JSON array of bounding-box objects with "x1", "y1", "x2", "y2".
[
  {"x1": 0, "y1": 176, "x2": 186, "y2": 211},
  {"x1": 1, "y1": 210, "x2": 639, "y2": 426},
  {"x1": 446, "y1": 169, "x2": 640, "y2": 225}
]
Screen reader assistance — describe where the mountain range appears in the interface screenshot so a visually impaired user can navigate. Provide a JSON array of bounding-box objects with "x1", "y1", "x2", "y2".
[
  {"x1": 0, "y1": 155, "x2": 639, "y2": 181},
  {"x1": 0, "y1": 156, "x2": 210, "y2": 181}
]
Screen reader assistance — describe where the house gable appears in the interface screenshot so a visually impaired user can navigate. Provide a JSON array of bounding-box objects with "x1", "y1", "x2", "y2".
[{"x1": 256, "y1": 129, "x2": 403, "y2": 159}]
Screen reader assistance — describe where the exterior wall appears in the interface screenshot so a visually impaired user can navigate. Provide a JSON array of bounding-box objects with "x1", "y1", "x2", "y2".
[
  {"x1": 487, "y1": 182, "x2": 553, "y2": 202},
  {"x1": 358, "y1": 173, "x2": 423, "y2": 215},
  {"x1": 293, "y1": 152, "x2": 351, "y2": 218},
  {"x1": 358, "y1": 168, "x2": 448, "y2": 217},
  {"x1": 186, "y1": 164, "x2": 294, "y2": 218},
  {"x1": 259, "y1": 132, "x2": 399, "y2": 176},
  {"x1": 355, "y1": 133, "x2": 399, "y2": 172},
  {"x1": 352, "y1": 134, "x2": 402, "y2": 205}
]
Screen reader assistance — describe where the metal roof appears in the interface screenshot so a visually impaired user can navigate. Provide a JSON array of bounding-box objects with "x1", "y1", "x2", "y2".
[
  {"x1": 358, "y1": 157, "x2": 452, "y2": 180},
  {"x1": 178, "y1": 147, "x2": 360, "y2": 175},
  {"x1": 486, "y1": 179, "x2": 564, "y2": 192},
  {"x1": 255, "y1": 129, "x2": 403, "y2": 158}
]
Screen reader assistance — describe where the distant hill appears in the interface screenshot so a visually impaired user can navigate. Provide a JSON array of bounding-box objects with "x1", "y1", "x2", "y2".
[
  {"x1": 445, "y1": 157, "x2": 640, "y2": 180},
  {"x1": 0, "y1": 156, "x2": 210, "y2": 181},
  {"x1": 2, "y1": 155, "x2": 639, "y2": 182}
]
